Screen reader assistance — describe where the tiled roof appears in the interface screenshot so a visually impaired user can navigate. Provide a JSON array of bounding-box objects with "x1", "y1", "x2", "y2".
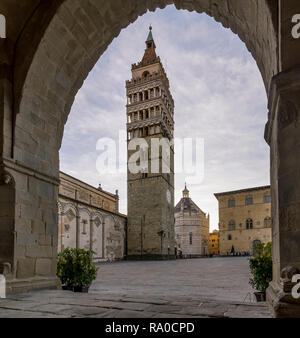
[{"x1": 174, "y1": 197, "x2": 203, "y2": 213}]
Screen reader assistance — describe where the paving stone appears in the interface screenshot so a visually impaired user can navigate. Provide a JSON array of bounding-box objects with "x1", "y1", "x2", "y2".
[
  {"x1": 62, "y1": 306, "x2": 114, "y2": 317},
  {"x1": 0, "y1": 299, "x2": 43, "y2": 310},
  {"x1": 0, "y1": 258, "x2": 272, "y2": 318},
  {"x1": 153, "y1": 313, "x2": 209, "y2": 318},
  {"x1": 121, "y1": 297, "x2": 169, "y2": 305},
  {"x1": 29, "y1": 304, "x2": 76, "y2": 314},
  {"x1": 146, "y1": 304, "x2": 183, "y2": 314},
  {"x1": 108, "y1": 310, "x2": 156, "y2": 318},
  {"x1": 0, "y1": 309, "x2": 68, "y2": 318}
]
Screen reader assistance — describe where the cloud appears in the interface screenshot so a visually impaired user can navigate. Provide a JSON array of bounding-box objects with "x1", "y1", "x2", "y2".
[{"x1": 60, "y1": 6, "x2": 269, "y2": 231}]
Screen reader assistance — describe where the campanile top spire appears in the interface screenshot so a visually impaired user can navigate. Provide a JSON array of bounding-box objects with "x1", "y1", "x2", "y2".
[
  {"x1": 142, "y1": 26, "x2": 157, "y2": 63},
  {"x1": 147, "y1": 25, "x2": 153, "y2": 41}
]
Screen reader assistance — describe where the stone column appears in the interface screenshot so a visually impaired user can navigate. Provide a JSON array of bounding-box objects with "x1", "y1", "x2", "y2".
[
  {"x1": 265, "y1": 66, "x2": 300, "y2": 318},
  {"x1": 102, "y1": 220, "x2": 105, "y2": 259},
  {"x1": 76, "y1": 215, "x2": 80, "y2": 249},
  {"x1": 89, "y1": 219, "x2": 94, "y2": 252}
]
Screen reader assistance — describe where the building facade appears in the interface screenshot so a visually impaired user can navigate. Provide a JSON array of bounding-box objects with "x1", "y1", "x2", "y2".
[
  {"x1": 175, "y1": 185, "x2": 209, "y2": 257},
  {"x1": 58, "y1": 172, "x2": 127, "y2": 262},
  {"x1": 214, "y1": 186, "x2": 272, "y2": 256},
  {"x1": 209, "y1": 230, "x2": 220, "y2": 255},
  {"x1": 126, "y1": 27, "x2": 175, "y2": 259}
]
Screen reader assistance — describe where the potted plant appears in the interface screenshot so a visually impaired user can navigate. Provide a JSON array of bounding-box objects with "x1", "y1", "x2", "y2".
[
  {"x1": 72, "y1": 249, "x2": 98, "y2": 293},
  {"x1": 249, "y1": 242, "x2": 272, "y2": 302},
  {"x1": 57, "y1": 248, "x2": 98, "y2": 293},
  {"x1": 57, "y1": 248, "x2": 75, "y2": 290}
]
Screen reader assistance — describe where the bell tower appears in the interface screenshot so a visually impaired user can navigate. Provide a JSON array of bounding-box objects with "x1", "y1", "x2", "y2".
[{"x1": 126, "y1": 27, "x2": 175, "y2": 259}]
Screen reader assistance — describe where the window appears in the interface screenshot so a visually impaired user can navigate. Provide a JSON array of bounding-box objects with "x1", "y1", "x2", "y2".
[
  {"x1": 246, "y1": 218, "x2": 253, "y2": 229},
  {"x1": 245, "y1": 196, "x2": 253, "y2": 205},
  {"x1": 264, "y1": 195, "x2": 271, "y2": 203},
  {"x1": 142, "y1": 71, "x2": 150, "y2": 78},
  {"x1": 189, "y1": 232, "x2": 193, "y2": 245},
  {"x1": 228, "y1": 220, "x2": 236, "y2": 231},
  {"x1": 228, "y1": 234, "x2": 232, "y2": 240},
  {"x1": 264, "y1": 216, "x2": 271, "y2": 228},
  {"x1": 82, "y1": 219, "x2": 88, "y2": 234},
  {"x1": 228, "y1": 198, "x2": 235, "y2": 208}
]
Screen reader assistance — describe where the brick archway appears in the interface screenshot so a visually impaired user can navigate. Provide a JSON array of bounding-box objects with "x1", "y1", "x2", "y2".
[{"x1": 1, "y1": 0, "x2": 300, "y2": 317}]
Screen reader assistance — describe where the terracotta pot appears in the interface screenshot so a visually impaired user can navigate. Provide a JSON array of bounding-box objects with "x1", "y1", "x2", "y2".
[
  {"x1": 73, "y1": 286, "x2": 89, "y2": 293},
  {"x1": 254, "y1": 291, "x2": 266, "y2": 302}
]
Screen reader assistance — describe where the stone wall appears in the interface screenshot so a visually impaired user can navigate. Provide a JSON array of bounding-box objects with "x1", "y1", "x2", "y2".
[
  {"x1": 58, "y1": 172, "x2": 127, "y2": 262},
  {"x1": 215, "y1": 186, "x2": 272, "y2": 255}
]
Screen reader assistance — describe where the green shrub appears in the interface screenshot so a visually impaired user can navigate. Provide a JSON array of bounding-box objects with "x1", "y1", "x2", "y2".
[
  {"x1": 57, "y1": 248, "x2": 98, "y2": 288},
  {"x1": 57, "y1": 248, "x2": 75, "y2": 287},
  {"x1": 249, "y1": 242, "x2": 272, "y2": 293}
]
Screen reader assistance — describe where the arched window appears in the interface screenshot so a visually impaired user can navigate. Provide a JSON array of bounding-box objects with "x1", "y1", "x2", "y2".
[
  {"x1": 264, "y1": 216, "x2": 271, "y2": 228},
  {"x1": 142, "y1": 71, "x2": 150, "y2": 78},
  {"x1": 189, "y1": 232, "x2": 193, "y2": 245},
  {"x1": 245, "y1": 196, "x2": 253, "y2": 205},
  {"x1": 228, "y1": 220, "x2": 236, "y2": 231},
  {"x1": 246, "y1": 218, "x2": 253, "y2": 229},
  {"x1": 228, "y1": 198, "x2": 235, "y2": 208},
  {"x1": 228, "y1": 234, "x2": 232, "y2": 240}
]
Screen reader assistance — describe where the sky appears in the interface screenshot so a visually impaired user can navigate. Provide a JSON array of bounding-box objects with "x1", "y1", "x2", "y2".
[{"x1": 59, "y1": 5, "x2": 270, "y2": 231}]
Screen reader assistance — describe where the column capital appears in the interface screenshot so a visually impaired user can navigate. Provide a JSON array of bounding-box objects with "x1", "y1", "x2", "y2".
[{"x1": 265, "y1": 65, "x2": 300, "y2": 145}]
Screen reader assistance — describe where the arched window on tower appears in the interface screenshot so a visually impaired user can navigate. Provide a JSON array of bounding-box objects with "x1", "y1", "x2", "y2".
[
  {"x1": 228, "y1": 234, "x2": 232, "y2": 240},
  {"x1": 142, "y1": 71, "x2": 150, "y2": 79},
  {"x1": 246, "y1": 218, "x2": 253, "y2": 229}
]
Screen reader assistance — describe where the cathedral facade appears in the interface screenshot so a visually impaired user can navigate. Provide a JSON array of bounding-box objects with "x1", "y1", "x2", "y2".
[
  {"x1": 175, "y1": 185, "x2": 210, "y2": 257},
  {"x1": 126, "y1": 27, "x2": 175, "y2": 259}
]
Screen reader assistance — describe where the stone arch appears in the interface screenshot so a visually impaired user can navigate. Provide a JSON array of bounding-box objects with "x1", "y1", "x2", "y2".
[
  {"x1": 103, "y1": 214, "x2": 116, "y2": 226},
  {"x1": 13, "y1": 0, "x2": 277, "y2": 168},
  {"x1": 60, "y1": 202, "x2": 78, "y2": 250},
  {"x1": 78, "y1": 208, "x2": 91, "y2": 218},
  {"x1": 90, "y1": 212, "x2": 105, "y2": 259},
  {"x1": 2, "y1": 0, "x2": 300, "y2": 316},
  {"x1": 91, "y1": 212, "x2": 104, "y2": 225},
  {"x1": 62, "y1": 203, "x2": 78, "y2": 216},
  {"x1": 78, "y1": 208, "x2": 90, "y2": 250}
]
